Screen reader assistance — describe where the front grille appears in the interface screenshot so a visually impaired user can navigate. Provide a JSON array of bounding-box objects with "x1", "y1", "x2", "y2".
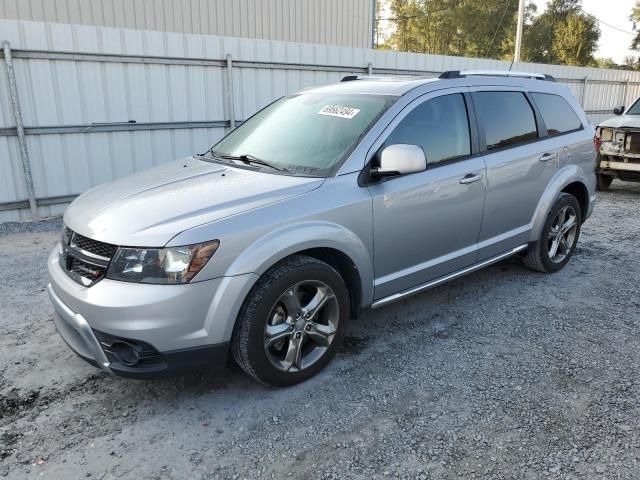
[
  {"x1": 71, "y1": 232, "x2": 117, "y2": 259},
  {"x1": 68, "y1": 256, "x2": 106, "y2": 283},
  {"x1": 61, "y1": 225, "x2": 116, "y2": 287}
]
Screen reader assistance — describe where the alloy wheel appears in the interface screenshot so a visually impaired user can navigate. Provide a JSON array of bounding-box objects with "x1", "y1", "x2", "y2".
[
  {"x1": 547, "y1": 205, "x2": 578, "y2": 263},
  {"x1": 264, "y1": 280, "x2": 339, "y2": 372}
]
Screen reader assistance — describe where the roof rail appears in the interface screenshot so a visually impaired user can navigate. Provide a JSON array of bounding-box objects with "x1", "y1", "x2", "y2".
[
  {"x1": 340, "y1": 74, "x2": 424, "y2": 82},
  {"x1": 439, "y1": 70, "x2": 556, "y2": 82}
]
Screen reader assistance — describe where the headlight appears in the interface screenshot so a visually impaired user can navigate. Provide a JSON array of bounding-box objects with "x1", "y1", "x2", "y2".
[
  {"x1": 599, "y1": 127, "x2": 613, "y2": 142},
  {"x1": 106, "y1": 240, "x2": 220, "y2": 284}
]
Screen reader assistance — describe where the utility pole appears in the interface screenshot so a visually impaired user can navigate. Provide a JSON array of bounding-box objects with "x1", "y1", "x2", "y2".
[{"x1": 514, "y1": 0, "x2": 525, "y2": 63}]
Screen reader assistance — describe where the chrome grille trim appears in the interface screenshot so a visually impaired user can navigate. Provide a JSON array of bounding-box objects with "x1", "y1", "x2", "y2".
[{"x1": 61, "y1": 225, "x2": 117, "y2": 286}]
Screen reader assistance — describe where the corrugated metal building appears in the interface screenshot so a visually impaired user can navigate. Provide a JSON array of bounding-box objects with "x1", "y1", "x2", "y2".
[{"x1": 0, "y1": 0, "x2": 375, "y2": 48}]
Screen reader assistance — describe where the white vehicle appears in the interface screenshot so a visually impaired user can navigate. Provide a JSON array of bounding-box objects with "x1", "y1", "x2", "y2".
[{"x1": 595, "y1": 102, "x2": 640, "y2": 190}]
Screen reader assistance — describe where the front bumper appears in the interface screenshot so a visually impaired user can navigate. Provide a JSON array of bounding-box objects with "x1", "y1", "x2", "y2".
[
  {"x1": 47, "y1": 246, "x2": 257, "y2": 378},
  {"x1": 48, "y1": 283, "x2": 111, "y2": 371}
]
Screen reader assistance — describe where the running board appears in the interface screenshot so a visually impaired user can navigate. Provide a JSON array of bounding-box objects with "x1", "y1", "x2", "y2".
[{"x1": 371, "y1": 244, "x2": 528, "y2": 309}]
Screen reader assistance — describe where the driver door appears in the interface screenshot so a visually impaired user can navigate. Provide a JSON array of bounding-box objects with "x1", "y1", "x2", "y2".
[{"x1": 367, "y1": 89, "x2": 487, "y2": 299}]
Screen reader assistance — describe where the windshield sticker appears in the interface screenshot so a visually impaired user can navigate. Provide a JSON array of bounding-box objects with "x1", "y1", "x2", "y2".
[{"x1": 318, "y1": 105, "x2": 361, "y2": 119}]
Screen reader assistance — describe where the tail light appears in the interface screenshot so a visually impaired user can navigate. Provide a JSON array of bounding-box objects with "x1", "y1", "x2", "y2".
[{"x1": 593, "y1": 131, "x2": 602, "y2": 152}]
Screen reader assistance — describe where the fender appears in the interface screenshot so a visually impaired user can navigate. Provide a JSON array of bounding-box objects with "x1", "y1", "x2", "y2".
[
  {"x1": 221, "y1": 220, "x2": 374, "y2": 305},
  {"x1": 529, "y1": 164, "x2": 591, "y2": 243},
  {"x1": 198, "y1": 221, "x2": 373, "y2": 343}
]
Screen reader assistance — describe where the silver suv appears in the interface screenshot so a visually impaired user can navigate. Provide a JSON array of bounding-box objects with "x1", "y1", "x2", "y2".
[{"x1": 48, "y1": 71, "x2": 597, "y2": 386}]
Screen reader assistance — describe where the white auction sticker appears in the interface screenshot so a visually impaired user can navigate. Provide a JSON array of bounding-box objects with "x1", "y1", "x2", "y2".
[{"x1": 318, "y1": 105, "x2": 360, "y2": 119}]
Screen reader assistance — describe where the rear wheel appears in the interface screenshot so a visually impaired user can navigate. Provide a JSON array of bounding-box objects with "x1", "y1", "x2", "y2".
[
  {"x1": 596, "y1": 173, "x2": 613, "y2": 191},
  {"x1": 231, "y1": 255, "x2": 349, "y2": 387},
  {"x1": 522, "y1": 193, "x2": 581, "y2": 273}
]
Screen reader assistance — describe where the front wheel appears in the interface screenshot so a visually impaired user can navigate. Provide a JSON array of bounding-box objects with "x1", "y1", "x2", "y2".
[
  {"x1": 231, "y1": 255, "x2": 349, "y2": 387},
  {"x1": 522, "y1": 193, "x2": 582, "y2": 273}
]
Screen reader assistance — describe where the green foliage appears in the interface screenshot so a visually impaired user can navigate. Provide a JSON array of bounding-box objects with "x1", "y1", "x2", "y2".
[
  {"x1": 521, "y1": 0, "x2": 599, "y2": 66},
  {"x1": 631, "y1": 2, "x2": 640, "y2": 51},
  {"x1": 385, "y1": 0, "x2": 520, "y2": 58},
  {"x1": 381, "y1": 0, "x2": 601, "y2": 67},
  {"x1": 594, "y1": 57, "x2": 620, "y2": 69},
  {"x1": 550, "y1": 13, "x2": 600, "y2": 66}
]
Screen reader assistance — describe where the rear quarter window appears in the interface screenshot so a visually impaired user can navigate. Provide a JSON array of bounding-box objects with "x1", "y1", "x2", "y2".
[{"x1": 531, "y1": 93, "x2": 582, "y2": 136}]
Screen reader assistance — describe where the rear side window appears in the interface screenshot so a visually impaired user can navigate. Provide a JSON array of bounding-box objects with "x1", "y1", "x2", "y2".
[
  {"x1": 474, "y1": 92, "x2": 537, "y2": 150},
  {"x1": 384, "y1": 93, "x2": 471, "y2": 164},
  {"x1": 531, "y1": 93, "x2": 582, "y2": 136}
]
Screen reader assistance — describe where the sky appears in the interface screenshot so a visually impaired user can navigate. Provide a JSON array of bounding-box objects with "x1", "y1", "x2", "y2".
[{"x1": 531, "y1": 0, "x2": 637, "y2": 63}]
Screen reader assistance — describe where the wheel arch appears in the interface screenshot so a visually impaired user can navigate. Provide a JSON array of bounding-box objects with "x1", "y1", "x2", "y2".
[
  {"x1": 295, "y1": 247, "x2": 363, "y2": 319},
  {"x1": 224, "y1": 220, "x2": 372, "y2": 306},
  {"x1": 561, "y1": 181, "x2": 589, "y2": 221},
  {"x1": 529, "y1": 166, "x2": 592, "y2": 243}
]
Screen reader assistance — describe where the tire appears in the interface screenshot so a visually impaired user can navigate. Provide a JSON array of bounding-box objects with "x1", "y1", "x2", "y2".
[
  {"x1": 231, "y1": 254, "x2": 349, "y2": 387},
  {"x1": 596, "y1": 173, "x2": 613, "y2": 191},
  {"x1": 522, "y1": 193, "x2": 582, "y2": 273}
]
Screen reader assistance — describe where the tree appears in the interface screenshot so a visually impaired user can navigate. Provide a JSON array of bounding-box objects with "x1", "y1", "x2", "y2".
[
  {"x1": 521, "y1": 0, "x2": 599, "y2": 66},
  {"x1": 631, "y1": 1, "x2": 640, "y2": 50},
  {"x1": 385, "y1": 0, "x2": 521, "y2": 59},
  {"x1": 595, "y1": 57, "x2": 620, "y2": 69},
  {"x1": 381, "y1": 0, "x2": 600, "y2": 67},
  {"x1": 551, "y1": 13, "x2": 600, "y2": 66}
]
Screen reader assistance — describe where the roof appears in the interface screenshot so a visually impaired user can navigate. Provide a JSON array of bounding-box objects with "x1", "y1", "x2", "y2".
[
  {"x1": 301, "y1": 76, "x2": 440, "y2": 96},
  {"x1": 300, "y1": 71, "x2": 563, "y2": 97}
]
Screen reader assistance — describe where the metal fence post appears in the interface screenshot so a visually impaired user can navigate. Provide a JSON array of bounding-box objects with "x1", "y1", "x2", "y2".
[
  {"x1": 367, "y1": 62, "x2": 373, "y2": 75},
  {"x1": 580, "y1": 76, "x2": 588, "y2": 109},
  {"x1": 225, "y1": 54, "x2": 236, "y2": 130},
  {"x1": 2, "y1": 41, "x2": 38, "y2": 219}
]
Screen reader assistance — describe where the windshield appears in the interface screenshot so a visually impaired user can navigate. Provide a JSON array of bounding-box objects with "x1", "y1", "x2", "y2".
[
  {"x1": 626, "y1": 98, "x2": 640, "y2": 115},
  {"x1": 210, "y1": 93, "x2": 395, "y2": 176}
]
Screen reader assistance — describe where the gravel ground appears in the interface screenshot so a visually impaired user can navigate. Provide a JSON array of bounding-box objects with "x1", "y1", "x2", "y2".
[{"x1": 1, "y1": 182, "x2": 640, "y2": 480}]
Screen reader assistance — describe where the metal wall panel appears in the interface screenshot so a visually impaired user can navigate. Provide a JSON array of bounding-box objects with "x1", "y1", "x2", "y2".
[
  {"x1": 0, "y1": 0, "x2": 375, "y2": 48},
  {"x1": 2, "y1": 19, "x2": 640, "y2": 221}
]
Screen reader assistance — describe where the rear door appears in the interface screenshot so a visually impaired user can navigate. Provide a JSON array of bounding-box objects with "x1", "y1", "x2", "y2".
[
  {"x1": 471, "y1": 88, "x2": 558, "y2": 260},
  {"x1": 529, "y1": 91, "x2": 591, "y2": 172}
]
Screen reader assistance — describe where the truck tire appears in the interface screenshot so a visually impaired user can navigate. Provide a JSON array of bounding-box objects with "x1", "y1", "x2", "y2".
[{"x1": 596, "y1": 173, "x2": 613, "y2": 191}]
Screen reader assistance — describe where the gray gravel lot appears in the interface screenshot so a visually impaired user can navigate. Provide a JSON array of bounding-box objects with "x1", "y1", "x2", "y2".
[{"x1": 1, "y1": 182, "x2": 640, "y2": 480}]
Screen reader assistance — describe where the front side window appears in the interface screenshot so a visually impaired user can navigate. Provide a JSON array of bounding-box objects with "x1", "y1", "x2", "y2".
[
  {"x1": 211, "y1": 93, "x2": 395, "y2": 177},
  {"x1": 384, "y1": 93, "x2": 471, "y2": 164},
  {"x1": 531, "y1": 93, "x2": 582, "y2": 136},
  {"x1": 474, "y1": 91, "x2": 538, "y2": 150}
]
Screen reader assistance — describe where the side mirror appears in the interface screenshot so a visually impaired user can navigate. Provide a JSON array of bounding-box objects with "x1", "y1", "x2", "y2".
[
  {"x1": 613, "y1": 106, "x2": 625, "y2": 116},
  {"x1": 372, "y1": 144, "x2": 427, "y2": 177}
]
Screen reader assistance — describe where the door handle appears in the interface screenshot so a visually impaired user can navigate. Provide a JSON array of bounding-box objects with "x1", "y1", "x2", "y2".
[
  {"x1": 459, "y1": 172, "x2": 483, "y2": 185},
  {"x1": 539, "y1": 152, "x2": 558, "y2": 162}
]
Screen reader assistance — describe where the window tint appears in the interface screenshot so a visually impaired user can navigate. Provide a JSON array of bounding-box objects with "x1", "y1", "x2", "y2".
[
  {"x1": 384, "y1": 94, "x2": 471, "y2": 164},
  {"x1": 474, "y1": 92, "x2": 537, "y2": 150},
  {"x1": 531, "y1": 93, "x2": 582, "y2": 136}
]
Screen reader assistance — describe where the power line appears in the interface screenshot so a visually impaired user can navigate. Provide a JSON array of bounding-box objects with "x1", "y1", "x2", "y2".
[
  {"x1": 580, "y1": 8, "x2": 635, "y2": 35},
  {"x1": 486, "y1": 0, "x2": 513, "y2": 56}
]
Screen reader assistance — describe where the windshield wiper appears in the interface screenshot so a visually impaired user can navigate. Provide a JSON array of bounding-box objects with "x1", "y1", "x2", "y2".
[{"x1": 209, "y1": 150, "x2": 286, "y2": 172}]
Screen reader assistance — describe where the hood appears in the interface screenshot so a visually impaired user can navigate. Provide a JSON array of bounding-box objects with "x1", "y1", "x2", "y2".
[
  {"x1": 598, "y1": 114, "x2": 640, "y2": 129},
  {"x1": 64, "y1": 157, "x2": 323, "y2": 246}
]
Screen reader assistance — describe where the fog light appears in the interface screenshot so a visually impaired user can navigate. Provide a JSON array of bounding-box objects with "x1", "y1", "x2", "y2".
[{"x1": 111, "y1": 341, "x2": 140, "y2": 366}]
